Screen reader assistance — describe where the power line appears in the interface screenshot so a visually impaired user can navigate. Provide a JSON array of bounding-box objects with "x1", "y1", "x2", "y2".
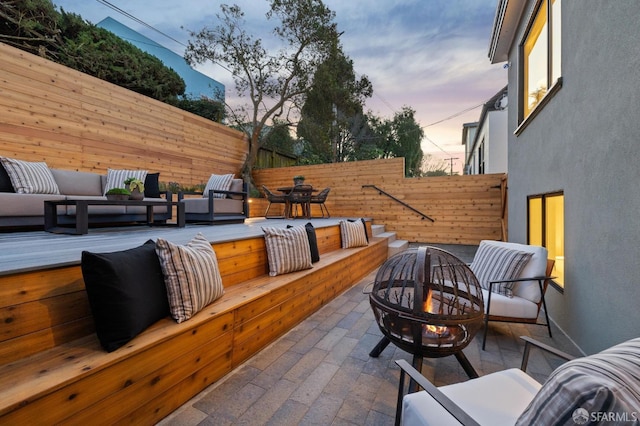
[
  {"x1": 94, "y1": 0, "x2": 235, "y2": 76},
  {"x1": 95, "y1": 0, "x2": 186, "y2": 48},
  {"x1": 424, "y1": 102, "x2": 484, "y2": 127}
]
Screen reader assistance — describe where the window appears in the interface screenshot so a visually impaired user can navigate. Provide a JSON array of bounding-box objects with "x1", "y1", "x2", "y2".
[
  {"x1": 478, "y1": 140, "x2": 485, "y2": 174},
  {"x1": 521, "y1": 0, "x2": 562, "y2": 121},
  {"x1": 528, "y1": 192, "x2": 564, "y2": 289}
]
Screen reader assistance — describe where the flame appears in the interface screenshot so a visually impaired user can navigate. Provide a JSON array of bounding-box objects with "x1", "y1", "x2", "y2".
[{"x1": 424, "y1": 289, "x2": 448, "y2": 336}]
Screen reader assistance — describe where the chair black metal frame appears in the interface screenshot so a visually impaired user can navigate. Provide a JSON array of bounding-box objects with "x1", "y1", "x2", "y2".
[
  {"x1": 262, "y1": 185, "x2": 287, "y2": 218},
  {"x1": 310, "y1": 187, "x2": 331, "y2": 218},
  {"x1": 286, "y1": 184, "x2": 313, "y2": 219}
]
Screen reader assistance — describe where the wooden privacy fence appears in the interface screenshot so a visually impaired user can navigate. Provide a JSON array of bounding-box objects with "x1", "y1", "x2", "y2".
[
  {"x1": 253, "y1": 158, "x2": 507, "y2": 245},
  {"x1": 0, "y1": 42, "x2": 246, "y2": 185}
]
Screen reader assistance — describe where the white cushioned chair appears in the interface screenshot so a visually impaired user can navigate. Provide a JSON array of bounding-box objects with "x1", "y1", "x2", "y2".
[
  {"x1": 396, "y1": 336, "x2": 640, "y2": 426},
  {"x1": 469, "y1": 240, "x2": 555, "y2": 350}
]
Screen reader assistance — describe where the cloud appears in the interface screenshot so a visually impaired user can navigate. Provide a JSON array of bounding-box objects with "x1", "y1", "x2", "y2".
[{"x1": 53, "y1": 0, "x2": 505, "y2": 170}]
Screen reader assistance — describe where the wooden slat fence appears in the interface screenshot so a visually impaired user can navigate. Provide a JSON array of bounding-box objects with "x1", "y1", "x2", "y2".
[
  {"x1": 0, "y1": 42, "x2": 246, "y2": 185},
  {"x1": 253, "y1": 158, "x2": 507, "y2": 245}
]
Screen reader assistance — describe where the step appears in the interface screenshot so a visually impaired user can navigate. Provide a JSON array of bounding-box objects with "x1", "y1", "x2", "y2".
[
  {"x1": 371, "y1": 224, "x2": 385, "y2": 237},
  {"x1": 388, "y1": 239, "x2": 409, "y2": 258},
  {"x1": 376, "y1": 231, "x2": 397, "y2": 243}
]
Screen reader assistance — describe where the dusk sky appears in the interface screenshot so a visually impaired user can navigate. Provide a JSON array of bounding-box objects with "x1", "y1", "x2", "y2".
[{"x1": 52, "y1": 0, "x2": 507, "y2": 173}]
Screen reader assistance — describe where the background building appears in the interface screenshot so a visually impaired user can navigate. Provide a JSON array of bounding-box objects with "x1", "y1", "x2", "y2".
[
  {"x1": 98, "y1": 17, "x2": 224, "y2": 101},
  {"x1": 462, "y1": 86, "x2": 508, "y2": 175}
]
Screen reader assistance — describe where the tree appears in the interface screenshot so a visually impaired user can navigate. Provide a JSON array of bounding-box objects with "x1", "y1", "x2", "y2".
[
  {"x1": 297, "y1": 40, "x2": 372, "y2": 163},
  {"x1": 185, "y1": 0, "x2": 339, "y2": 184},
  {"x1": 421, "y1": 154, "x2": 450, "y2": 176},
  {"x1": 0, "y1": 0, "x2": 62, "y2": 59},
  {"x1": 391, "y1": 107, "x2": 424, "y2": 177},
  {"x1": 0, "y1": 0, "x2": 186, "y2": 102},
  {"x1": 367, "y1": 107, "x2": 424, "y2": 177}
]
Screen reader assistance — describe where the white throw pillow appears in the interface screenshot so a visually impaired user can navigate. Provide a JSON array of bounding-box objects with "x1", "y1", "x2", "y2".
[
  {"x1": 263, "y1": 225, "x2": 312, "y2": 276},
  {"x1": 155, "y1": 233, "x2": 225, "y2": 323},
  {"x1": 103, "y1": 169, "x2": 148, "y2": 195},
  {"x1": 0, "y1": 157, "x2": 60, "y2": 194},
  {"x1": 202, "y1": 173, "x2": 234, "y2": 199}
]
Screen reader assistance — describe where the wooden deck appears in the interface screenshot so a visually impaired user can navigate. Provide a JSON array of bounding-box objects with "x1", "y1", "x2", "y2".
[{"x1": 0, "y1": 218, "x2": 347, "y2": 275}]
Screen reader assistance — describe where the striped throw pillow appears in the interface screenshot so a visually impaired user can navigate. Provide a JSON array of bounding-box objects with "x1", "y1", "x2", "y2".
[
  {"x1": 0, "y1": 157, "x2": 60, "y2": 194},
  {"x1": 203, "y1": 173, "x2": 234, "y2": 199},
  {"x1": 103, "y1": 169, "x2": 148, "y2": 195},
  {"x1": 155, "y1": 233, "x2": 224, "y2": 323},
  {"x1": 516, "y1": 337, "x2": 640, "y2": 426},
  {"x1": 340, "y1": 220, "x2": 368, "y2": 248},
  {"x1": 263, "y1": 225, "x2": 312, "y2": 276},
  {"x1": 470, "y1": 242, "x2": 532, "y2": 297}
]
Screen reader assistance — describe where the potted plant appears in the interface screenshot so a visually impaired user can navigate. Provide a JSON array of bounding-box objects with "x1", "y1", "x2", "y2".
[
  {"x1": 105, "y1": 187, "x2": 131, "y2": 201},
  {"x1": 124, "y1": 177, "x2": 145, "y2": 200},
  {"x1": 293, "y1": 175, "x2": 305, "y2": 185}
]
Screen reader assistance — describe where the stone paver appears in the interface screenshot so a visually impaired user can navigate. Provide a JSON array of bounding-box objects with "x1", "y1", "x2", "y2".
[{"x1": 159, "y1": 246, "x2": 581, "y2": 426}]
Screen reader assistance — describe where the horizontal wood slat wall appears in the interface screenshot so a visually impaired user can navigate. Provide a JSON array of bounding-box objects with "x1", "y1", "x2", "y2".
[
  {"x1": 0, "y1": 42, "x2": 246, "y2": 185},
  {"x1": 253, "y1": 158, "x2": 507, "y2": 245}
]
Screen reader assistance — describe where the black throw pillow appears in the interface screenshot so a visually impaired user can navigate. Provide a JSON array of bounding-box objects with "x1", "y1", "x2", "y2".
[
  {"x1": 81, "y1": 240, "x2": 169, "y2": 352},
  {"x1": 287, "y1": 222, "x2": 320, "y2": 263},
  {"x1": 0, "y1": 163, "x2": 15, "y2": 193},
  {"x1": 144, "y1": 172, "x2": 161, "y2": 198}
]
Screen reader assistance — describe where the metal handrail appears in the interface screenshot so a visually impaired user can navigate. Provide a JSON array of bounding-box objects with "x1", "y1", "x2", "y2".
[{"x1": 362, "y1": 184, "x2": 435, "y2": 222}]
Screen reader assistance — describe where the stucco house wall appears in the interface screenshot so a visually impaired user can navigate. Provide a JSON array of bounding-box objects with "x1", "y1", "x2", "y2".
[
  {"x1": 500, "y1": 1, "x2": 640, "y2": 354},
  {"x1": 484, "y1": 110, "x2": 508, "y2": 174}
]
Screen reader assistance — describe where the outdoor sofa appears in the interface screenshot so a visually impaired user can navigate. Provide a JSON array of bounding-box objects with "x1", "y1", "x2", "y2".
[{"x1": 0, "y1": 158, "x2": 171, "y2": 229}]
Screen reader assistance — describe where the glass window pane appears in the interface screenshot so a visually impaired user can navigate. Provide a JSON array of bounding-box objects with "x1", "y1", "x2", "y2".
[
  {"x1": 545, "y1": 194, "x2": 564, "y2": 287},
  {"x1": 524, "y1": 0, "x2": 548, "y2": 117},
  {"x1": 551, "y1": 0, "x2": 562, "y2": 82},
  {"x1": 528, "y1": 197, "x2": 543, "y2": 246}
]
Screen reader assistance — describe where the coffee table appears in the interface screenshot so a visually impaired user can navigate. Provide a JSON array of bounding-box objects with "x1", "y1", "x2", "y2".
[{"x1": 44, "y1": 199, "x2": 185, "y2": 235}]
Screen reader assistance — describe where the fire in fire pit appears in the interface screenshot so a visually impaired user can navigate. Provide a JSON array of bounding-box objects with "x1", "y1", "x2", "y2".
[{"x1": 368, "y1": 246, "x2": 484, "y2": 378}]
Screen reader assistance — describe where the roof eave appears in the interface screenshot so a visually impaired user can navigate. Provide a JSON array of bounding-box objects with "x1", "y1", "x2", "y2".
[{"x1": 488, "y1": 0, "x2": 527, "y2": 64}]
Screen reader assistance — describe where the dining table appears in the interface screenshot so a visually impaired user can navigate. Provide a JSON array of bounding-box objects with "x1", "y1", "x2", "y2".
[{"x1": 277, "y1": 185, "x2": 316, "y2": 219}]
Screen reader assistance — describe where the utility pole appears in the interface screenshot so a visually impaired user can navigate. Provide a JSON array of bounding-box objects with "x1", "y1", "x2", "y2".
[{"x1": 443, "y1": 157, "x2": 459, "y2": 175}]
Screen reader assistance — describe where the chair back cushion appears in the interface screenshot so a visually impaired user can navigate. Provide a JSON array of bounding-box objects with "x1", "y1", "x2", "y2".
[
  {"x1": 516, "y1": 337, "x2": 640, "y2": 426},
  {"x1": 470, "y1": 241, "x2": 532, "y2": 298},
  {"x1": 474, "y1": 240, "x2": 548, "y2": 303}
]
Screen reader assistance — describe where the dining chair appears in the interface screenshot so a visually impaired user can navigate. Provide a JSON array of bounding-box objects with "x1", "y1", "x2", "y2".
[
  {"x1": 286, "y1": 184, "x2": 313, "y2": 219},
  {"x1": 310, "y1": 187, "x2": 331, "y2": 218},
  {"x1": 262, "y1": 185, "x2": 287, "y2": 218}
]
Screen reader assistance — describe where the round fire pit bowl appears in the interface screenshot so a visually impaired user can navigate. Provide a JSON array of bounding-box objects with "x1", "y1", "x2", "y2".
[{"x1": 369, "y1": 246, "x2": 484, "y2": 376}]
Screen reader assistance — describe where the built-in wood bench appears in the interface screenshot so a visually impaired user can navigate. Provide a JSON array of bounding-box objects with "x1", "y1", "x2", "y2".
[{"x1": 0, "y1": 222, "x2": 389, "y2": 424}]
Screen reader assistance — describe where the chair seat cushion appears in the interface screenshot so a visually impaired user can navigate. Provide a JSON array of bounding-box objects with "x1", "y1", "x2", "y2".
[
  {"x1": 403, "y1": 368, "x2": 541, "y2": 426},
  {"x1": 182, "y1": 198, "x2": 244, "y2": 214},
  {"x1": 482, "y1": 289, "x2": 539, "y2": 319}
]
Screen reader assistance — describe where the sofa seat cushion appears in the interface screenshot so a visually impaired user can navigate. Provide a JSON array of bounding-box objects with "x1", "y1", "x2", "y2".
[
  {"x1": 50, "y1": 169, "x2": 103, "y2": 196},
  {"x1": 63, "y1": 196, "x2": 126, "y2": 215},
  {"x1": 0, "y1": 193, "x2": 66, "y2": 216},
  {"x1": 482, "y1": 289, "x2": 539, "y2": 319},
  {"x1": 403, "y1": 368, "x2": 541, "y2": 426},
  {"x1": 182, "y1": 198, "x2": 244, "y2": 214}
]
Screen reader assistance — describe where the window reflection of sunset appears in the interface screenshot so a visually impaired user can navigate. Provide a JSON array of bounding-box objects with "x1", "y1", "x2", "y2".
[{"x1": 524, "y1": 0, "x2": 548, "y2": 116}]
